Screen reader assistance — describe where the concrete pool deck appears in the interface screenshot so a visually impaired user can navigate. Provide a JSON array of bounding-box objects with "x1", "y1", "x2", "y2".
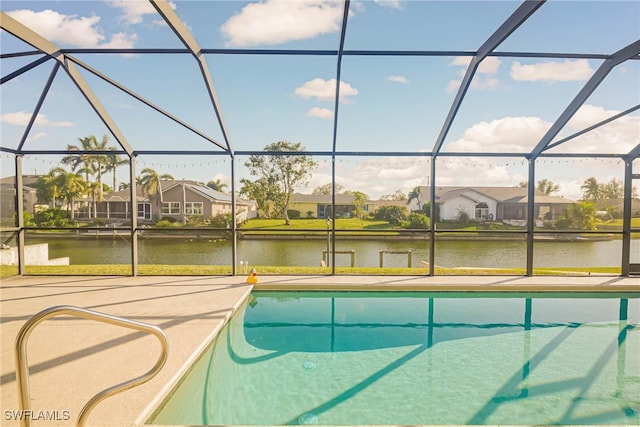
[{"x1": 1, "y1": 274, "x2": 638, "y2": 427}]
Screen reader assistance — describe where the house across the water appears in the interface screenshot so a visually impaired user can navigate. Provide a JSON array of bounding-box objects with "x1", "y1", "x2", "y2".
[
  {"x1": 408, "y1": 186, "x2": 575, "y2": 222},
  {"x1": 119, "y1": 180, "x2": 256, "y2": 223}
]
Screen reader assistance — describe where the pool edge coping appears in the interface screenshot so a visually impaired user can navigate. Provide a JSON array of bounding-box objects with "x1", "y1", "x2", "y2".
[{"x1": 134, "y1": 285, "x2": 255, "y2": 426}]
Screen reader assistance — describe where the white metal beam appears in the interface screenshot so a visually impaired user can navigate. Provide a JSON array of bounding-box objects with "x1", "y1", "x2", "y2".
[
  {"x1": 432, "y1": 0, "x2": 544, "y2": 156},
  {"x1": 0, "y1": 11, "x2": 134, "y2": 156},
  {"x1": 529, "y1": 40, "x2": 640, "y2": 159},
  {"x1": 150, "y1": 0, "x2": 234, "y2": 153}
]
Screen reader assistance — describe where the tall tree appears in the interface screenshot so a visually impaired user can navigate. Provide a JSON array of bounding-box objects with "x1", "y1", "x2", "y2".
[
  {"x1": 352, "y1": 191, "x2": 367, "y2": 222},
  {"x1": 581, "y1": 177, "x2": 601, "y2": 201},
  {"x1": 105, "y1": 148, "x2": 128, "y2": 192},
  {"x1": 50, "y1": 167, "x2": 87, "y2": 219},
  {"x1": 536, "y1": 179, "x2": 560, "y2": 195},
  {"x1": 61, "y1": 136, "x2": 94, "y2": 182},
  {"x1": 312, "y1": 183, "x2": 343, "y2": 195},
  {"x1": 139, "y1": 168, "x2": 174, "y2": 219},
  {"x1": 35, "y1": 169, "x2": 63, "y2": 207},
  {"x1": 239, "y1": 177, "x2": 283, "y2": 218},
  {"x1": 518, "y1": 180, "x2": 559, "y2": 195},
  {"x1": 207, "y1": 179, "x2": 228, "y2": 192},
  {"x1": 87, "y1": 180, "x2": 102, "y2": 219},
  {"x1": 62, "y1": 135, "x2": 111, "y2": 202},
  {"x1": 602, "y1": 177, "x2": 623, "y2": 199},
  {"x1": 119, "y1": 176, "x2": 142, "y2": 191},
  {"x1": 244, "y1": 141, "x2": 317, "y2": 225},
  {"x1": 380, "y1": 189, "x2": 407, "y2": 201}
]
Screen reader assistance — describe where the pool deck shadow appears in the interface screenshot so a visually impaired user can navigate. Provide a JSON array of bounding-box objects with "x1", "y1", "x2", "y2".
[{"x1": 0, "y1": 274, "x2": 638, "y2": 427}]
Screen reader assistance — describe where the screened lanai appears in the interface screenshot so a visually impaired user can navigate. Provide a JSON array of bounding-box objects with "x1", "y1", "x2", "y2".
[{"x1": 1, "y1": 0, "x2": 639, "y2": 276}]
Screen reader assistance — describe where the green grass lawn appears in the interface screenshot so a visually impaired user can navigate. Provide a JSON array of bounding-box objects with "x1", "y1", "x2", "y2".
[
  {"x1": 1, "y1": 264, "x2": 621, "y2": 278},
  {"x1": 241, "y1": 218, "x2": 394, "y2": 230},
  {"x1": 240, "y1": 217, "x2": 640, "y2": 233}
]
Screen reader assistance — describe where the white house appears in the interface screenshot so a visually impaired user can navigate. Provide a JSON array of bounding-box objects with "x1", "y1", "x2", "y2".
[{"x1": 409, "y1": 186, "x2": 575, "y2": 222}]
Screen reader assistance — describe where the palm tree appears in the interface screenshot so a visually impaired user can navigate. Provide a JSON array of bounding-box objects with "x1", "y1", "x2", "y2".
[
  {"x1": 118, "y1": 176, "x2": 143, "y2": 191},
  {"x1": 35, "y1": 169, "x2": 63, "y2": 207},
  {"x1": 118, "y1": 177, "x2": 143, "y2": 191},
  {"x1": 407, "y1": 186, "x2": 422, "y2": 211},
  {"x1": 87, "y1": 181, "x2": 102, "y2": 219},
  {"x1": 61, "y1": 136, "x2": 94, "y2": 182},
  {"x1": 581, "y1": 177, "x2": 601, "y2": 201},
  {"x1": 62, "y1": 135, "x2": 111, "y2": 201},
  {"x1": 139, "y1": 168, "x2": 174, "y2": 219},
  {"x1": 105, "y1": 148, "x2": 128, "y2": 191},
  {"x1": 50, "y1": 167, "x2": 88, "y2": 219},
  {"x1": 206, "y1": 179, "x2": 228, "y2": 192}
]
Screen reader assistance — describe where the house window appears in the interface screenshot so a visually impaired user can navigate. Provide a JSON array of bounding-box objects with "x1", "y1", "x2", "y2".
[
  {"x1": 185, "y1": 202, "x2": 203, "y2": 215},
  {"x1": 137, "y1": 202, "x2": 151, "y2": 220},
  {"x1": 162, "y1": 202, "x2": 180, "y2": 214},
  {"x1": 475, "y1": 202, "x2": 489, "y2": 220}
]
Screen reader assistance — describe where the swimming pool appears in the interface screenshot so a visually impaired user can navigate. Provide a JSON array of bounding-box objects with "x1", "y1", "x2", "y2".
[{"x1": 149, "y1": 291, "x2": 640, "y2": 425}]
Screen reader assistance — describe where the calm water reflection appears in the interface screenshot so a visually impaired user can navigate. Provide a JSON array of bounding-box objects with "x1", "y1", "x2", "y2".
[{"x1": 24, "y1": 236, "x2": 622, "y2": 269}]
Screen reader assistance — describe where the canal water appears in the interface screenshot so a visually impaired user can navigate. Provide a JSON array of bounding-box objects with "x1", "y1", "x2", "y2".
[{"x1": 23, "y1": 236, "x2": 623, "y2": 269}]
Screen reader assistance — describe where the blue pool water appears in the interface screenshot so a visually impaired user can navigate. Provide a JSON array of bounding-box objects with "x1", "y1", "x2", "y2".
[{"x1": 150, "y1": 292, "x2": 640, "y2": 425}]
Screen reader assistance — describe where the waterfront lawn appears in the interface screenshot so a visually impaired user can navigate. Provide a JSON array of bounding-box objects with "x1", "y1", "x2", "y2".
[
  {"x1": 241, "y1": 218, "x2": 395, "y2": 230},
  {"x1": 1, "y1": 264, "x2": 621, "y2": 278}
]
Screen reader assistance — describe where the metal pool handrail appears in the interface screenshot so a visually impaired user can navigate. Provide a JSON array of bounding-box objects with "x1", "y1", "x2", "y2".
[{"x1": 14, "y1": 305, "x2": 169, "y2": 427}]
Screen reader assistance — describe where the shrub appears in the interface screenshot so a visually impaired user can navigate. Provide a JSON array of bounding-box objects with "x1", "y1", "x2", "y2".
[
  {"x1": 405, "y1": 212, "x2": 430, "y2": 229},
  {"x1": 34, "y1": 208, "x2": 72, "y2": 227},
  {"x1": 20, "y1": 211, "x2": 36, "y2": 227},
  {"x1": 457, "y1": 210, "x2": 470, "y2": 226},
  {"x1": 159, "y1": 216, "x2": 178, "y2": 223},
  {"x1": 155, "y1": 219, "x2": 181, "y2": 228},
  {"x1": 374, "y1": 205, "x2": 408, "y2": 226},
  {"x1": 287, "y1": 209, "x2": 301, "y2": 220},
  {"x1": 209, "y1": 213, "x2": 232, "y2": 229},
  {"x1": 186, "y1": 215, "x2": 206, "y2": 226},
  {"x1": 555, "y1": 217, "x2": 572, "y2": 229}
]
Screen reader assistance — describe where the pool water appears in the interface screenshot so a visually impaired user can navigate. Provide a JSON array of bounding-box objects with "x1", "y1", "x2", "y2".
[{"x1": 150, "y1": 291, "x2": 640, "y2": 425}]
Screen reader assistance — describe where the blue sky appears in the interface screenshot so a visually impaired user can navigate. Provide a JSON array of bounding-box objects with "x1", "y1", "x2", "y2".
[{"x1": 1, "y1": 0, "x2": 639, "y2": 200}]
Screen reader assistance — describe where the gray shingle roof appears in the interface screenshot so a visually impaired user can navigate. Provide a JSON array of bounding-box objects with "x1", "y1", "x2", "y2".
[{"x1": 419, "y1": 186, "x2": 575, "y2": 204}]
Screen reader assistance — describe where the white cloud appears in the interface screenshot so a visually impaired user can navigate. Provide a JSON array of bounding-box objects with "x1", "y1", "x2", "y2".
[
  {"x1": 388, "y1": 75, "x2": 409, "y2": 84},
  {"x1": 447, "y1": 56, "x2": 502, "y2": 93},
  {"x1": 451, "y1": 56, "x2": 501, "y2": 74},
  {"x1": 108, "y1": 0, "x2": 167, "y2": 24},
  {"x1": 220, "y1": 0, "x2": 344, "y2": 47},
  {"x1": 446, "y1": 79, "x2": 461, "y2": 93},
  {"x1": 100, "y1": 32, "x2": 137, "y2": 49},
  {"x1": 471, "y1": 76, "x2": 499, "y2": 91},
  {"x1": 28, "y1": 132, "x2": 47, "y2": 142},
  {"x1": 0, "y1": 111, "x2": 74, "y2": 128},
  {"x1": 446, "y1": 76, "x2": 500, "y2": 93},
  {"x1": 337, "y1": 158, "x2": 430, "y2": 197},
  {"x1": 442, "y1": 105, "x2": 637, "y2": 158},
  {"x1": 568, "y1": 104, "x2": 620, "y2": 129},
  {"x1": 557, "y1": 179, "x2": 584, "y2": 201},
  {"x1": 435, "y1": 158, "x2": 515, "y2": 186},
  {"x1": 8, "y1": 9, "x2": 103, "y2": 47},
  {"x1": 553, "y1": 104, "x2": 640, "y2": 154},
  {"x1": 7, "y1": 9, "x2": 136, "y2": 48},
  {"x1": 446, "y1": 116, "x2": 552, "y2": 153},
  {"x1": 295, "y1": 78, "x2": 358, "y2": 102},
  {"x1": 373, "y1": 0, "x2": 402, "y2": 9},
  {"x1": 511, "y1": 59, "x2": 593, "y2": 82},
  {"x1": 306, "y1": 107, "x2": 334, "y2": 119}
]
